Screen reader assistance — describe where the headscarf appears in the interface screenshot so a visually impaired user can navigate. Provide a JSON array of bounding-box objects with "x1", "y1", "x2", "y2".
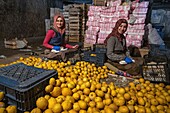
[
  {"x1": 104, "y1": 19, "x2": 128, "y2": 44},
  {"x1": 53, "y1": 14, "x2": 66, "y2": 35}
]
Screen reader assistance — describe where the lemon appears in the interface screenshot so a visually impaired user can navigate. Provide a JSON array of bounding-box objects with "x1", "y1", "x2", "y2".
[
  {"x1": 127, "y1": 104, "x2": 135, "y2": 113},
  {"x1": 44, "y1": 109, "x2": 53, "y2": 113},
  {"x1": 24, "y1": 111, "x2": 30, "y2": 113},
  {"x1": 45, "y1": 85, "x2": 53, "y2": 93},
  {"x1": 104, "y1": 106, "x2": 114, "y2": 113},
  {"x1": 118, "y1": 106, "x2": 129, "y2": 113},
  {"x1": 50, "y1": 87, "x2": 61, "y2": 97},
  {"x1": 31, "y1": 108, "x2": 42, "y2": 113},
  {"x1": 65, "y1": 96, "x2": 75, "y2": 103},
  {"x1": 96, "y1": 101, "x2": 104, "y2": 109},
  {"x1": 6, "y1": 105, "x2": 17, "y2": 113},
  {"x1": 138, "y1": 106, "x2": 146, "y2": 113},
  {"x1": 62, "y1": 101, "x2": 72, "y2": 111},
  {"x1": 62, "y1": 88, "x2": 73, "y2": 96},
  {"x1": 0, "y1": 108, "x2": 7, "y2": 113},
  {"x1": 118, "y1": 88, "x2": 126, "y2": 95},
  {"x1": 44, "y1": 95, "x2": 50, "y2": 100},
  {"x1": 68, "y1": 109, "x2": 77, "y2": 113},
  {"x1": 139, "y1": 78, "x2": 145, "y2": 83},
  {"x1": 52, "y1": 103, "x2": 62, "y2": 113},
  {"x1": 104, "y1": 98, "x2": 112, "y2": 105},
  {"x1": 0, "y1": 102, "x2": 5, "y2": 108},
  {"x1": 36, "y1": 97, "x2": 48, "y2": 110},
  {"x1": 48, "y1": 97, "x2": 57, "y2": 109},
  {"x1": 109, "y1": 103, "x2": 118, "y2": 111},
  {"x1": 124, "y1": 93, "x2": 131, "y2": 101},
  {"x1": 72, "y1": 92, "x2": 80, "y2": 100},
  {"x1": 73, "y1": 102, "x2": 80, "y2": 111},
  {"x1": 78, "y1": 100, "x2": 87, "y2": 110},
  {"x1": 0, "y1": 92, "x2": 4, "y2": 102},
  {"x1": 49, "y1": 77, "x2": 56, "y2": 86}
]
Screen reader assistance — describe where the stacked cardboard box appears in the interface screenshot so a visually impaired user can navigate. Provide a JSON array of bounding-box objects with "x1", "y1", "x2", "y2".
[{"x1": 84, "y1": 0, "x2": 149, "y2": 48}]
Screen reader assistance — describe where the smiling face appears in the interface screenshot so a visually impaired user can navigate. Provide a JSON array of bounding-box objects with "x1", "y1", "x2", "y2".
[
  {"x1": 56, "y1": 17, "x2": 64, "y2": 28},
  {"x1": 117, "y1": 23, "x2": 127, "y2": 35}
]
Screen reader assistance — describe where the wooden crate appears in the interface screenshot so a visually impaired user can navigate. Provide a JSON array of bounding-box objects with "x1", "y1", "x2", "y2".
[
  {"x1": 93, "y1": 0, "x2": 106, "y2": 6},
  {"x1": 69, "y1": 30, "x2": 81, "y2": 35},
  {"x1": 69, "y1": 24, "x2": 82, "y2": 29},
  {"x1": 69, "y1": 36, "x2": 81, "y2": 42},
  {"x1": 139, "y1": 48, "x2": 149, "y2": 58},
  {"x1": 69, "y1": 20, "x2": 82, "y2": 23},
  {"x1": 83, "y1": 42, "x2": 93, "y2": 49},
  {"x1": 73, "y1": 4, "x2": 87, "y2": 11}
]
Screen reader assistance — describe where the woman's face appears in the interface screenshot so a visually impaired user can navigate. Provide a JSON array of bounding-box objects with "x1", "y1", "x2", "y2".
[
  {"x1": 118, "y1": 23, "x2": 127, "y2": 34},
  {"x1": 56, "y1": 17, "x2": 64, "y2": 28}
]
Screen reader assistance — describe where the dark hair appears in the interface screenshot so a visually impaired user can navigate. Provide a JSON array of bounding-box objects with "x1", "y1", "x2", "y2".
[{"x1": 104, "y1": 19, "x2": 128, "y2": 44}]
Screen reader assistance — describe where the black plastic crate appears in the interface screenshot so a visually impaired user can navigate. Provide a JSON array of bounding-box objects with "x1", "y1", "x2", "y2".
[
  {"x1": 144, "y1": 54, "x2": 168, "y2": 64},
  {"x1": 82, "y1": 51, "x2": 106, "y2": 66},
  {"x1": 93, "y1": 44, "x2": 107, "y2": 53},
  {"x1": 0, "y1": 63, "x2": 58, "y2": 112},
  {"x1": 141, "y1": 63, "x2": 170, "y2": 84}
]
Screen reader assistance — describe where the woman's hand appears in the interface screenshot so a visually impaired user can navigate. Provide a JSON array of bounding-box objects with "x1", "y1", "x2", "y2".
[{"x1": 72, "y1": 45, "x2": 79, "y2": 49}]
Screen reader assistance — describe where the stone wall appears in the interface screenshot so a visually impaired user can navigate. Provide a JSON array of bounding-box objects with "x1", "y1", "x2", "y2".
[{"x1": 0, "y1": 0, "x2": 63, "y2": 40}]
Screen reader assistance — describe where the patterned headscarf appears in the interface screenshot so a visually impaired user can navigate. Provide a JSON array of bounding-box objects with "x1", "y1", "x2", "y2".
[
  {"x1": 104, "y1": 19, "x2": 128, "y2": 44},
  {"x1": 53, "y1": 14, "x2": 65, "y2": 35}
]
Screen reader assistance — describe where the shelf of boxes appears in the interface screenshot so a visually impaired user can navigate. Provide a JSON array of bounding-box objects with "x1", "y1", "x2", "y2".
[{"x1": 84, "y1": 0, "x2": 150, "y2": 48}]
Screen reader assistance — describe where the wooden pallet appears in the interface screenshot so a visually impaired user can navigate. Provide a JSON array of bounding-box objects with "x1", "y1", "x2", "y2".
[
  {"x1": 69, "y1": 8, "x2": 82, "y2": 11},
  {"x1": 69, "y1": 36, "x2": 81, "y2": 42},
  {"x1": 69, "y1": 12, "x2": 82, "y2": 15},
  {"x1": 69, "y1": 24, "x2": 82, "y2": 28},
  {"x1": 93, "y1": 0, "x2": 106, "y2": 6},
  {"x1": 69, "y1": 16, "x2": 82, "y2": 20},
  {"x1": 69, "y1": 27, "x2": 81, "y2": 31},
  {"x1": 69, "y1": 30, "x2": 81, "y2": 35},
  {"x1": 73, "y1": 4, "x2": 87, "y2": 10},
  {"x1": 83, "y1": 42, "x2": 93, "y2": 49},
  {"x1": 69, "y1": 20, "x2": 82, "y2": 23}
]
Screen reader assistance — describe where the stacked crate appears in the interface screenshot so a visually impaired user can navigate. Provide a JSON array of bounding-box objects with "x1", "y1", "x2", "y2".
[
  {"x1": 0, "y1": 63, "x2": 58, "y2": 112},
  {"x1": 63, "y1": 5, "x2": 72, "y2": 40},
  {"x1": 69, "y1": 7, "x2": 82, "y2": 42},
  {"x1": 63, "y1": 4, "x2": 88, "y2": 43},
  {"x1": 73, "y1": 4, "x2": 88, "y2": 42},
  {"x1": 93, "y1": 0, "x2": 106, "y2": 6}
]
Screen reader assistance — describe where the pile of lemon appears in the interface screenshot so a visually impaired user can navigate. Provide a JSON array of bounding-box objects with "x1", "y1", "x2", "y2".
[
  {"x1": 0, "y1": 56, "x2": 170, "y2": 113},
  {"x1": 0, "y1": 91, "x2": 17, "y2": 113}
]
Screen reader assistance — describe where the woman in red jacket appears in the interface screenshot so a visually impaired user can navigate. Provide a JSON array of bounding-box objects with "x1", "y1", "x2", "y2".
[{"x1": 43, "y1": 14, "x2": 79, "y2": 61}]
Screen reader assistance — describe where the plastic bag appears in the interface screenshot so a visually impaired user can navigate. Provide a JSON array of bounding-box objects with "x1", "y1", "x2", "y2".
[{"x1": 147, "y1": 23, "x2": 165, "y2": 45}]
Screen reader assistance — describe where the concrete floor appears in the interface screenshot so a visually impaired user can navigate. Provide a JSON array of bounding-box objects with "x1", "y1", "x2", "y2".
[
  {"x1": 0, "y1": 36, "x2": 45, "y2": 64},
  {"x1": 1, "y1": 36, "x2": 170, "y2": 65}
]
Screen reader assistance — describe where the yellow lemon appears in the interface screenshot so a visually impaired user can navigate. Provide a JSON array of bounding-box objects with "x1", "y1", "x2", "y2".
[
  {"x1": 36, "y1": 97, "x2": 48, "y2": 110},
  {"x1": 62, "y1": 88, "x2": 73, "y2": 96},
  {"x1": 52, "y1": 103, "x2": 62, "y2": 113},
  {"x1": 78, "y1": 100, "x2": 87, "y2": 110},
  {"x1": 44, "y1": 109, "x2": 53, "y2": 113},
  {"x1": 62, "y1": 101, "x2": 72, "y2": 111},
  {"x1": 30, "y1": 108, "x2": 42, "y2": 113},
  {"x1": 0, "y1": 92, "x2": 4, "y2": 101},
  {"x1": 0, "y1": 108, "x2": 7, "y2": 113},
  {"x1": 45, "y1": 85, "x2": 53, "y2": 93}
]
